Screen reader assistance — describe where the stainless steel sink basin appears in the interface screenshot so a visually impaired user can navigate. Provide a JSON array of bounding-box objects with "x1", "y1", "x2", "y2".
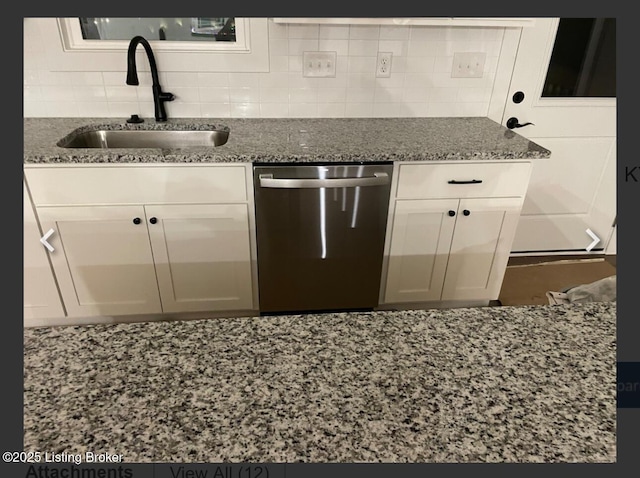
[{"x1": 58, "y1": 129, "x2": 229, "y2": 149}]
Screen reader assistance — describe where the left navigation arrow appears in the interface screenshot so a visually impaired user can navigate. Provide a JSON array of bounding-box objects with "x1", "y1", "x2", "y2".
[{"x1": 40, "y1": 228, "x2": 55, "y2": 252}]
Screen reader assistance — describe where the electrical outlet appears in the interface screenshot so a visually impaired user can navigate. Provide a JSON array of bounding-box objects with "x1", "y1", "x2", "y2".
[
  {"x1": 451, "y1": 52, "x2": 486, "y2": 78},
  {"x1": 376, "y1": 52, "x2": 392, "y2": 78},
  {"x1": 303, "y1": 51, "x2": 337, "y2": 78}
]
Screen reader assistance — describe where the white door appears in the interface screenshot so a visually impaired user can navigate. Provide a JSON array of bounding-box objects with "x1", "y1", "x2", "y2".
[
  {"x1": 501, "y1": 18, "x2": 616, "y2": 253},
  {"x1": 36, "y1": 205, "x2": 162, "y2": 317},
  {"x1": 146, "y1": 204, "x2": 255, "y2": 313}
]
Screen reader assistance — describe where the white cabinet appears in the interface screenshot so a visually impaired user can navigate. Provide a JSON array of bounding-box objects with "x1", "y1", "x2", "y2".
[
  {"x1": 23, "y1": 180, "x2": 65, "y2": 324},
  {"x1": 36, "y1": 205, "x2": 163, "y2": 317},
  {"x1": 382, "y1": 161, "x2": 532, "y2": 306},
  {"x1": 24, "y1": 164, "x2": 256, "y2": 320},
  {"x1": 146, "y1": 204, "x2": 254, "y2": 313}
]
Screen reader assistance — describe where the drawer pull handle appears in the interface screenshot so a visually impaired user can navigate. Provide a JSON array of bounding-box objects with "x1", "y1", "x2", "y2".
[{"x1": 448, "y1": 179, "x2": 483, "y2": 185}]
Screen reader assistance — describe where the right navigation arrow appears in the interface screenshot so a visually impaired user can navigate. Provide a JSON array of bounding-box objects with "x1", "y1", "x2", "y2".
[{"x1": 585, "y1": 228, "x2": 600, "y2": 252}]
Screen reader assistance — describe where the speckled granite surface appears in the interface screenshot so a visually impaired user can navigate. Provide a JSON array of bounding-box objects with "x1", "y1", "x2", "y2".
[
  {"x1": 24, "y1": 302, "x2": 615, "y2": 463},
  {"x1": 23, "y1": 117, "x2": 551, "y2": 164}
]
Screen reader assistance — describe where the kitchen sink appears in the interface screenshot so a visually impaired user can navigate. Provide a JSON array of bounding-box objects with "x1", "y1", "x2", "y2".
[{"x1": 57, "y1": 129, "x2": 230, "y2": 149}]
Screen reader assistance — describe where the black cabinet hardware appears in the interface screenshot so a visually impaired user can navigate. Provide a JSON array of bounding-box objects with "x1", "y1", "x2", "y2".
[
  {"x1": 463, "y1": 210, "x2": 470, "y2": 216},
  {"x1": 448, "y1": 179, "x2": 483, "y2": 185},
  {"x1": 149, "y1": 217, "x2": 158, "y2": 224},
  {"x1": 448, "y1": 210, "x2": 456, "y2": 217},
  {"x1": 133, "y1": 217, "x2": 141, "y2": 225}
]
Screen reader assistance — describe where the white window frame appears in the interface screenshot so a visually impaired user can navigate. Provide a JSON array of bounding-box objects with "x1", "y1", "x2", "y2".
[
  {"x1": 57, "y1": 17, "x2": 251, "y2": 52},
  {"x1": 36, "y1": 17, "x2": 270, "y2": 72}
]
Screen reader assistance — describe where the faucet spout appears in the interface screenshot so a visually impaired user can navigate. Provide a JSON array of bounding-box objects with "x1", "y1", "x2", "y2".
[{"x1": 126, "y1": 36, "x2": 174, "y2": 122}]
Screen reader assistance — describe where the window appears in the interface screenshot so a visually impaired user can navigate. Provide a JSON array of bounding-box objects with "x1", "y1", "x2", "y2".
[{"x1": 542, "y1": 18, "x2": 616, "y2": 98}]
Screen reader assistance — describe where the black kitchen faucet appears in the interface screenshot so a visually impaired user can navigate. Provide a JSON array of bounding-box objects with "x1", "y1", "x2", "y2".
[{"x1": 126, "y1": 36, "x2": 175, "y2": 122}]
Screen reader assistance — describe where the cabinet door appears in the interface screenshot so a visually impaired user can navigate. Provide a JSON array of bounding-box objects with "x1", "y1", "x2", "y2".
[
  {"x1": 23, "y1": 182, "x2": 65, "y2": 323},
  {"x1": 442, "y1": 197, "x2": 522, "y2": 301},
  {"x1": 384, "y1": 199, "x2": 458, "y2": 303},
  {"x1": 146, "y1": 204, "x2": 254, "y2": 313},
  {"x1": 36, "y1": 206, "x2": 162, "y2": 317}
]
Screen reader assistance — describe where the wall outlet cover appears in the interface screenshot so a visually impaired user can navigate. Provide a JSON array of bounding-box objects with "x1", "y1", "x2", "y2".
[{"x1": 376, "y1": 52, "x2": 393, "y2": 78}]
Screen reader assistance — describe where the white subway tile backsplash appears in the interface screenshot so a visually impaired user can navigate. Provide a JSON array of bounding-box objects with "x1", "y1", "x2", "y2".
[
  {"x1": 229, "y1": 87, "x2": 261, "y2": 103},
  {"x1": 73, "y1": 86, "x2": 107, "y2": 101},
  {"x1": 259, "y1": 88, "x2": 289, "y2": 103},
  {"x1": 346, "y1": 88, "x2": 375, "y2": 103},
  {"x1": 168, "y1": 102, "x2": 202, "y2": 117},
  {"x1": 405, "y1": 56, "x2": 436, "y2": 73},
  {"x1": 269, "y1": 38, "x2": 289, "y2": 56},
  {"x1": 319, "y1": 39, "x2": 349, "y2": 57},
  {"x1": 289, "y1": 88, "x2": 318, "y2": 103},
  {"x1": 231, "y1": 103, "x2": 260, "y2": 118},
  {"x1": 348, "y1": 57, "x2": 377, "y2": 74},
  {"x1": 373, "y1": 103, "x2": 400, "y2": 117},
  {"x1": 289, "y1": 25, "x2": 319, "y2": 39},
  {"x1": 345, "y1": 103, "x2": 373, "y2": 117},
  {"x1": 259, "y1": 72, "x2": 290, "y2": 88},
  {"x1": 268, "y1": 56, "x2": 289, "y2": 73},
  {"x1": 410, "y1": 27, "x2": 446, "y2": 41},
  {"x1": 380, "y1": 26, "x2": 410, "y2": 41},
  {"x1": 77, "y1": 101, "x2": 109, "y2": 116},
  {"x1": 317, "y1": 103, "x2": 345, "y2": 118},
  {"x1": 71, "y1": 72, "x2": 104, "y2": 86},
  {"x1": 268, "y1": 21, "x2": 288, "y2": 39},
  {"x1": 288, "y1": 39, "x2": 319, "y2": 56},
  {"x1": 349, "y1": 26, "x2": 380, "y2": 40},
  {"x1": 317, "y1": 88, "x2": 347, "y2": 103},
  {"x1": 260, "y1": 102, "x2": 289, "y2": 117},
  {"x1": 201, "y1": 103, "x2": 231, "y2": 118},
  {"x1": 197, "y1": 73, "x2": 230, "y2": 87},
  {"x1": 25, "y1": 19, "x2": 509, "y2": 120},
  {"x1": 348, "y1": 40, "x2": 378, "y2": 57},
  {"x1": 169, "y1": 87, "x2": 200, "y2": 103},
  {"x1": 289, "y1": 103, "x2": 317, "y2": 118},
  {"x1": 228, "y1": 73, "x2": 261, "y2": 88},
  {"x1": 199, "y1": 87, "x2": 230, "y2": 103},
  {"x1": 378, "y1": 40, "x2": 407, "y2": 57},
  {"x1": 40, "y1": 86, "x2": 75, "y2": 101},
  {"x1": 319, "y1": 25, "x2": 350, "y2": 39},
  {"x1": 374, "y1": 88, "x2": 404, "y2": 103},
  {"x1": 105, "y1": 86, "x2": 138, "y2": 102}
]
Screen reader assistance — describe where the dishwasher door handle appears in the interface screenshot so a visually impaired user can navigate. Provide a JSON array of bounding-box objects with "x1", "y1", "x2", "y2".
[{"x1": 259, "y1": 172, "x2": 390, "y2": 188}]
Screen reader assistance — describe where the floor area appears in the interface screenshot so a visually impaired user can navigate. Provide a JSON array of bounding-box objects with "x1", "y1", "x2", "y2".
[{"x1": 497, "y1": 254, "x2": 617, "y2": 306}]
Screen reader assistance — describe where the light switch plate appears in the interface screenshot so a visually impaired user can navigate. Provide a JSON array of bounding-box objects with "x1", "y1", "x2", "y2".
[
  {"x1": 303, "y1": 51, "x2": 337, "y2": 78},
  {"x1": 451, "y1": 52, "x2": 486, "y2": 78}
]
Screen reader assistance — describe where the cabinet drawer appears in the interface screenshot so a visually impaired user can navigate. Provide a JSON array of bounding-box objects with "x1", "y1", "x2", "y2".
[
  {"x1": 25, "y1": 165, "x2": 248, "y2": 206},
  {"x1": 396, "y1": 162, "x2": 532, "y2": 199}
]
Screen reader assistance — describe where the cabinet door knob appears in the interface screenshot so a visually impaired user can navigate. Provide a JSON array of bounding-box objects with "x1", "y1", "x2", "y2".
[
  {"x1": 448, "y1": 210, "x2": 456, "y2": 217},
  {"x1": 149, "y1": 217, "x2": 158, "y2": 224},
  {"x1": 133, "y1": 217, "x2": 141, "y2": 225},
  {"x1": 463, "y1": 209, "x2": 470, "y2": 216}
]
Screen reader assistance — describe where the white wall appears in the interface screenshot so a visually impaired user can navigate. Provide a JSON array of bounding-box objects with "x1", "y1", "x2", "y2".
[{"x1": 24, "y1": 18, "x2": 512, "y2": 119}]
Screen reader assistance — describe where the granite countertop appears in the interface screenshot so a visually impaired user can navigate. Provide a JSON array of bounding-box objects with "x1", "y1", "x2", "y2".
[
  {"x1": 23, "y1": 301, "x2": 615, "y2": 463},
  {"x1": 23, "y1": 117, "x2": 551, "y2": 164}
]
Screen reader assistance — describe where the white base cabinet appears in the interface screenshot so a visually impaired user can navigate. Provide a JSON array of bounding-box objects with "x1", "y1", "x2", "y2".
[
  {"x1": 24, "y1": 164, "x2": 257, "y2": 321},
  {"x1": 382, "y1": 161, "x2": 532, "y2": 306}
]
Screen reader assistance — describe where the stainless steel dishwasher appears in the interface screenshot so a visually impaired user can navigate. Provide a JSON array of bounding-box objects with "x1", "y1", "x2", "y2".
[{"x1": 253, "y1": 162, "x2": 394, "y2": 314}]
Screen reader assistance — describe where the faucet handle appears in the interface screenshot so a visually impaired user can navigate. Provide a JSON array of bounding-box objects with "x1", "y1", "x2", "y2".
[{"x1": 159, "y1": 92, "x2": 175, "y2": 102}]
